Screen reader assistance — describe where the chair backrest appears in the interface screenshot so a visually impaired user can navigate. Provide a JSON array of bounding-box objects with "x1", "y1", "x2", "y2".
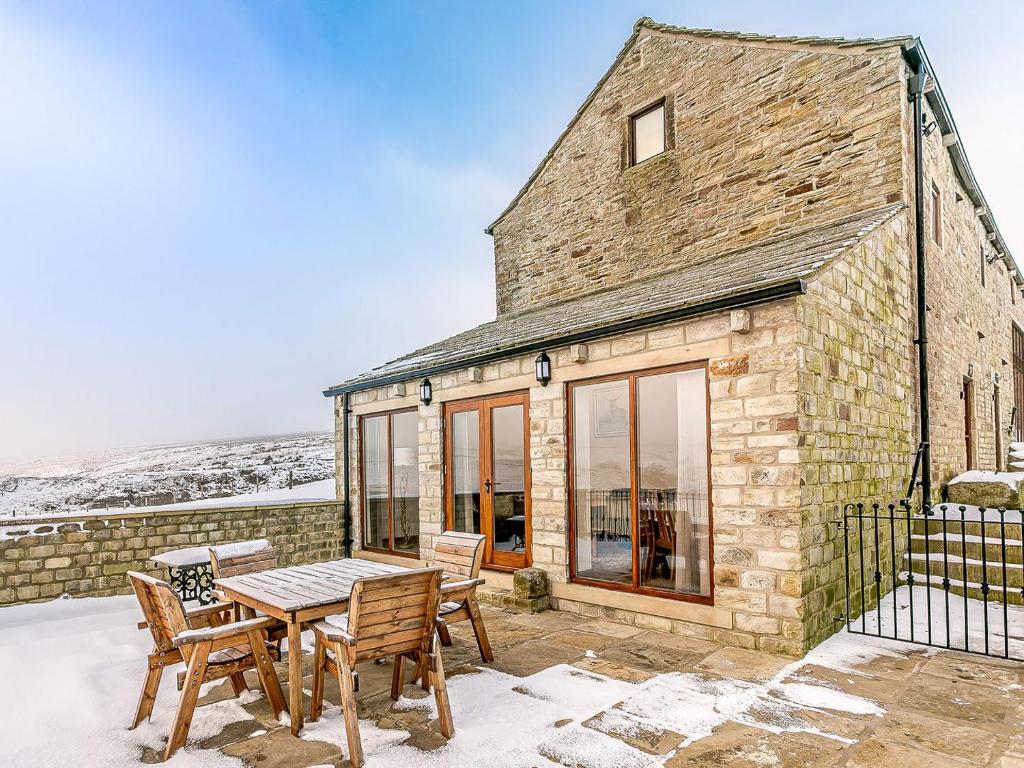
[
  {"x1": 209, "y1": 539, "x2": 278, "y2": 579},
  {"x1": 129, "y1": 570, "x2": 191, "y2": 653},
  {"x1": 428, "y1": 531, "x2": 485, "y2": 580},
  {"x1": 346, "y1": 567, "x2": 443, "y2": 662}
]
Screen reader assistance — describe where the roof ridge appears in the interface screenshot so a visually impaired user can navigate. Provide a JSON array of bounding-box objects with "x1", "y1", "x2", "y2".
[{"x1": 635, "y1": 17, "x2": 913, "y2": 49}]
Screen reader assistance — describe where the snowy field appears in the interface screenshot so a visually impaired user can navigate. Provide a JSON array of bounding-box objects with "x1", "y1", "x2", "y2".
[
  {"x1": 0, "y1": 432, "x2": 334, "y2": 517},
  {"x1": 0, "y1": 593, "x2": 918, "y2": 768}
]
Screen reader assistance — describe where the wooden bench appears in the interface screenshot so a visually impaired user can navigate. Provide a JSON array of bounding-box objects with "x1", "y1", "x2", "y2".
[
  {"x1": 129, "y1": 571, "x2": 286, "y2": 761},
  {"x1": 309, "y1": 567, "x2": 454, "y2": 767}
]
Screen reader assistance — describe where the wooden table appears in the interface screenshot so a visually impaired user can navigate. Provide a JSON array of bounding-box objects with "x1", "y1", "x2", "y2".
[{"x1": 214, "y1": 558, "x2": 411, "y2": 735}]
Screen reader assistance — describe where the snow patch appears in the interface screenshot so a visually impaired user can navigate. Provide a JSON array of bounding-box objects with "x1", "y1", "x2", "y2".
[{"x1": 947, "y1": 470, "x2": 1024, "y2": 491}]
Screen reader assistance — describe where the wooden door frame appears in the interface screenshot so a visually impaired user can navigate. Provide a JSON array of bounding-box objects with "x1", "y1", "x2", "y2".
[
  {"x1": 963, "y1": 376, "x2": 976, "y2": 471},
  {"x1": 357, "y1": 407, "x2": 420, "y2": 559},
  {"x1": 443, "y1": 391, "x2": 532, "y2": 571},
  {"x1": 565, "y1": 360, "x2": 715, "y2": 606}
]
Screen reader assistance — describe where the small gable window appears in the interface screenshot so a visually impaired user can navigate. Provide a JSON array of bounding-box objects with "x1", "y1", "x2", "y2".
[
  {"x1": 931, "y1": 183, "x2": 942, "y2": 245},
  {"x1": 631, "y1": 102, "x2": 665, "y2": 165},
  {"x1": 981, "y1": 247, "x2": 986, "y2": 288}
]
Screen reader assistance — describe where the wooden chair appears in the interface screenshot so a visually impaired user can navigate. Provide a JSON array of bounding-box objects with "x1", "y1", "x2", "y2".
[
  {"x1": 208, "y1": 539, "x2": 288, "y2": 646},
  {"x1": 428, "y1": 531, "x2": 493, "y2": 663},
  {"x1": 128, "y1": 571, "x2": 287, "y2": 762},
  {"x1": 309, "y1": 567, "x2": 453, "y2": 768}
]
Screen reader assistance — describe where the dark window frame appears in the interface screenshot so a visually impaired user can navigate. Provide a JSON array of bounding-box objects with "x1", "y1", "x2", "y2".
[
  {"x1": 629, "y1": 99, "x2": 667, "y2": 167},
  {"x1": 981, "y1": 247, "x2": 987, "y2": 288},
  {"x1": 358, "y1": 406, "x2": 420, "y2": 558},
  {"x1": 566, "y1": 360, "x2": 715, "y2": 606}
]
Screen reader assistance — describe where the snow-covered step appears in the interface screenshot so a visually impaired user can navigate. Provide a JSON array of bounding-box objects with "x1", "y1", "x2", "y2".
[
  {"x1": 899, "y1": 570, "x2": 1024, "y2": 605},
  {"x1": 910, "y1": 533, "x2": 1024, "y2": 565},
  {"x1": 904, "y1": 552, "x2": 1024, "y2": 590}
]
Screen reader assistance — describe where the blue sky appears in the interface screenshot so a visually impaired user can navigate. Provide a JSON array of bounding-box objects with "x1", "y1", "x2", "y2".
[{"x1": 1, "y1": 1, "x2": 1021, "y2": 462}]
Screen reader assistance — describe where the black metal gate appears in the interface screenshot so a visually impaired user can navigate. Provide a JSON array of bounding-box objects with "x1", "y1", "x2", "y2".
[{"x1": 841, "y1": 502, "x2": 1024, "y2": 661}]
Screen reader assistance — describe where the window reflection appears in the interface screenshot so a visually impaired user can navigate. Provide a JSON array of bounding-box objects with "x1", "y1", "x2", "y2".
[
  {"x1": 391, "y1": 410, "x2": 420, "y2": 552},
  {"x1": 572, "y1": 380, "x2": 632, "y2": 584},
  {"x1": 637, "y1": 370, "x2": 710, "y2": 596},
  {"x1": 362, "y1": 415, "x2": 389, "y2": 550},
  {"x1": 452, "y1": 410, "x2": 480, "y2": 534},
  {"x1": 571, "y1": 367, "x2": 711, "y2": 598}
]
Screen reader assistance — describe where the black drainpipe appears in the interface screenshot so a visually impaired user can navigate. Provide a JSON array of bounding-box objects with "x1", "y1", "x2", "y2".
[
  {"x1": 909, "y1": 60, "x2": 932, "y2": 506},
  {"x1": 342, "y1": 391, "x2": 353, "y2": 557}
]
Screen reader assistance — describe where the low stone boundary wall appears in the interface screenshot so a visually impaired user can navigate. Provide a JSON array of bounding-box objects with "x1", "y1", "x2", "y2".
[{"x1": 0, "y1": 501, "x2": 344, "y2": 606}]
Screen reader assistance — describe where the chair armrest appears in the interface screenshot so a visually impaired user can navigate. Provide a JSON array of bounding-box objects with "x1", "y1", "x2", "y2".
[
  {"x1": 172, "y1": 616, "x2": 279, "y2": 647},
  {"x1": 186, "y1": 602, "x2": 234, "y2": 620},
  {"x1": 440, "y1": 577, "x2": 484, "y2": 593},
  {"x1": 312, "y1": 620, "x2": 357, "y2": 646}
]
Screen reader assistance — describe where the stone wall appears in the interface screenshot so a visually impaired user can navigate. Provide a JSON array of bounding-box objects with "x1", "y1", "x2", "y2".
[
  {"x1": 796, "y1": 213, "x2": 918, "y2": 647},
  {"x1": 337, "y1": 297, "x2": 810, "y2": 654},
  {"x1": 896, "y1": 56, "x2": 1024, "y2": 487},
  {"x1": 0, "y1": 501, "x2": 344, "y2": 606},
  {"x1": 490, "y1": 28, "x2": 905, "y2": 315}
]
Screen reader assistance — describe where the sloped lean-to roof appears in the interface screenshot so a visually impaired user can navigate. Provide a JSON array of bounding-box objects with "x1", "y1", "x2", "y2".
[{"x1": 323, "y1": 204, "x2": 905, "y2": 397}]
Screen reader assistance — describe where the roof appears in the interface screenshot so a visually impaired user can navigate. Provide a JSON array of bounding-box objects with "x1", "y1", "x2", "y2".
[
  {"x1": 324, "y1": 204, "x2": 905, "y2": 396},
  {"x1": 482, "y1": 19, "x2": 1016, "y2": 284},
  {"x1": 484, "y1": 17, "x2": 910, "y2": 236}
]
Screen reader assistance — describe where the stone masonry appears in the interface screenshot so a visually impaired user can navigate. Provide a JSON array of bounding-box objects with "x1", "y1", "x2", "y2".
[
  {"x1": 328, "y1": 20, "x2": 1021, "y2": 655},
  {"x1": 0, "y1": 501, "x2": 344, "y2": 606},
  {"x1": 490, "y1": 26, "x2": 905, "y2": 315}
]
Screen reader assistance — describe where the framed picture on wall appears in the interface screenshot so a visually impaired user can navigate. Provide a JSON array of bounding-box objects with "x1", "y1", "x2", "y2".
[{"x1": 593, "y1": 384, "x2": 628, "y2": 437}]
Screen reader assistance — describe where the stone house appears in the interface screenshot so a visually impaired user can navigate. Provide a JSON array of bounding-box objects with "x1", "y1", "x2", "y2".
[{"x1": 324, "y1": 19, "x2": 1021, "y2": 654}]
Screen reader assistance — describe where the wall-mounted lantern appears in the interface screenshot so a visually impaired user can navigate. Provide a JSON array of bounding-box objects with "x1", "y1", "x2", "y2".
[
  {"x1": 535, "y1": 352, "x2": 552, "y2": 387},
  {"x1": 967, "y1": 363, "x2": 975, "y2": 380},
  {"x1": 419, "y1": 378, "x2": 433, "y2": 406}
]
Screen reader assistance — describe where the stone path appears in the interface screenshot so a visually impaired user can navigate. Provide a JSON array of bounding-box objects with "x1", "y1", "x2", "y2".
[{"x1": 169, "y1": 605, "x2": 1024, "y2": 767}]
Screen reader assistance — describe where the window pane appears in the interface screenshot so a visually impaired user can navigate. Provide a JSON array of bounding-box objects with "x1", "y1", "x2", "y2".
[
  {"x1": 492, "y1": 404, "x2": 526, "y2": 554},
  {"x1": 451, "y1": 410, "x2": 480, "y2": 534},
  {"x1": 637, "y1": 369, "x2": 710, "y2": 596},
  {"x1": 572, "y1": 379, "x2": 632, "y2": 585},
  {"x1": 391, "y1": 411, "x2": 419, "y2": 553},
  {"x1": 633, "y1": 105, "x2": 665, "y2": 164},
  {"x1": 362, "y1": 415, "x2": 389, "y2": 550}
]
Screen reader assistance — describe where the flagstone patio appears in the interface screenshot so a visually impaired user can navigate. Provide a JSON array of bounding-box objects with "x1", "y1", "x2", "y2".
[{"x1": 155, "y1": 604, "x2": 1024, "y2": 768}]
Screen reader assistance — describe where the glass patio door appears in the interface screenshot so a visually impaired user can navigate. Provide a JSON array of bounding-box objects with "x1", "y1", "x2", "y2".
[{"x1": 445, "y1": 392, "x2": 531, "y2": 569}]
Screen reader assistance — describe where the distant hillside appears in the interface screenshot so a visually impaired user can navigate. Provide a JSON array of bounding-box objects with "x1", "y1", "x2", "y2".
[{"x1": 0, "y1": 432, "x2": 334, "y2": 517}]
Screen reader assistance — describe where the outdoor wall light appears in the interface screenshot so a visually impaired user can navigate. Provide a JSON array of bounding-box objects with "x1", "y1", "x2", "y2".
[
  {"x1": 967, "y1": 363, "x2": 975, "y2": 380},
  {"x1": 535, "y1": 352, "x2": 552, "y2": 387},
  {"x1": 419, "y1": 378, "x2": 433, "y2": 406}
]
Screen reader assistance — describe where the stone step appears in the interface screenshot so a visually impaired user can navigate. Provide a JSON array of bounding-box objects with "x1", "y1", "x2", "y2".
[
  {"x1": 904, "y1": 552, "x2": 1024, "y2": 589},
  {"x1": 476, "y1": 584, "x2": 550, "y2": 613},
  {"x1": 912, "y1": 516, "x2": 1024, "y2": 540},
  {"x1": 899, "y1": 571, "x2": 1024, "y2": 606},
  {"x1": 910, "y1": 534, "x2": 1024, "y2": 565}
]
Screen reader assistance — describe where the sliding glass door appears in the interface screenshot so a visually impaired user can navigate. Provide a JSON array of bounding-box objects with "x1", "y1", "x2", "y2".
[{"x1": 569, "y1": 363, "x2": 711, "y2": 601}]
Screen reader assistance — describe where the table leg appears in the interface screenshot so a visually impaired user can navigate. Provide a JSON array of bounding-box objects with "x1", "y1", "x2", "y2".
[{"x1": 287, "y1": 621, "x2": 304, "y2": 735}]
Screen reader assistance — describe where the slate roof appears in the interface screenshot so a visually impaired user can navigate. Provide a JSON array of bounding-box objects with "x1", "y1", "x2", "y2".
[{"x1": 324, "y1": 204, "x2": 905, "y2": 396}]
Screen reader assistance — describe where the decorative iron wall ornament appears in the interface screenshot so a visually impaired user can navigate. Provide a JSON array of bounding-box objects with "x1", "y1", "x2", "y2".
[{"x1": 166, "y1": 562, "x2": 214, "y2": 605}]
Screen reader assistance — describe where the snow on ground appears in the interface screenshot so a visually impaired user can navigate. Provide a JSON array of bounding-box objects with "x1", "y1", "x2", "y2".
[
  {"x1": 1, "y1": 595, "x2": 896, "y2": 768},
  {"x1": 855, "y1": 585, "x2": 1024, "y2": 658},
  {"x1": 925, "y1": 503, "x2": 1023, "y2": 523},
  {"x1": 0, "y1": 432, "x2": 333, "y2": 518}
]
